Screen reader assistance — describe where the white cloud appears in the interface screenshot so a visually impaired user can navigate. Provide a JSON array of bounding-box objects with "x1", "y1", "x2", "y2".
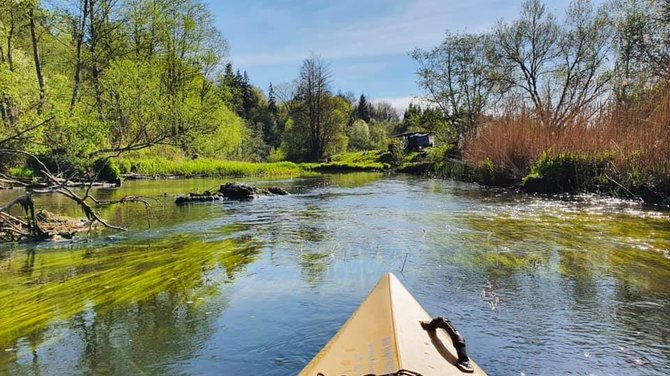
[
  {"x1": 372, "y1": 96, "x2": 430, "y2": 115},
  {"x1": 234, "y1": 0, "x2": 495, "y2": 66}
]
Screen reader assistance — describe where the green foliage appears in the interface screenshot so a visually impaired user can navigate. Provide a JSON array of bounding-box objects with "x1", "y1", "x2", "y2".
[
  {"x1": 302, "y1": 150, "x2": 395, "y2": 172},
  {"x1": 399, "y1": 104, "x2": 456, "y2": 146},
  {"x1": 347, "y1": 119, "x2": 370, "y2": 150},
  {"x1": 285, "y1": 56, "x2": 350, "y2": 162},
  {"x1": 387, "y1": 140, "x2": 406, "y2": 169},
  {"x1": 7, "y1": 167, "x2": 35, "y2": 179},
  {"x1": 0, "y1": 0, "x2": 247, "y2": 172},
  {"x1": 92, "y1": 158, "x2": 121, "y2": 182},
  {"x1": 267, "y1": 148, "x2": 286, "y2": 163},
  {"x1": 368, "y1": 120, "x2": 391, "y2": 150},
  {"x1": 475, "y1": 158, "x2": 497, "y2": 186},
  {"x1": 427, "y1": 144, "x2": 457, "y2": 161},
  {"x1": 522, "y1": 151, "x2": 611, "y2": 193},
  {"x1": 356, "y1": 94, "x2": 371, "y2": 122}
]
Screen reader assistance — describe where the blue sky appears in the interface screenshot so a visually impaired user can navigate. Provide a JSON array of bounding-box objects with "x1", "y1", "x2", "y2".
[{"x1": 206, "y1": 0, "x2": 584, "y2": 112}]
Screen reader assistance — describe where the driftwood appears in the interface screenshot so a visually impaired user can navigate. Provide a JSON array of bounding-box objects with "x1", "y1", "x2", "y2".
[
  {"x1": 0, "y1": 209, "x2": 92, "y2": 241},
  {"x1": 175, "y1": 183, "x2": 290, "y2": 204},
  {"x1": 0, "y1": 150, "x2": 153, "y2": 236}
]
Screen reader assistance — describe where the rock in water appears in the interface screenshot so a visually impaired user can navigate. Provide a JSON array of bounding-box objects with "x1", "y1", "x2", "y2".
[
  {"x1": 268, "y1": 187, "x2": 289, "y2": 195},
  {"x1": 219, "y1": 183, "x2": 261, "y2": 200},
  {"x1": 175, "y1": 192, "x2": 222, "y2": 204}
]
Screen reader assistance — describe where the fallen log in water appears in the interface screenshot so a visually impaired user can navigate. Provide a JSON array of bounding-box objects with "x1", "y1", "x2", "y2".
[{"x1": 0, "y1": 209, "x2": 93, "y2": 242}]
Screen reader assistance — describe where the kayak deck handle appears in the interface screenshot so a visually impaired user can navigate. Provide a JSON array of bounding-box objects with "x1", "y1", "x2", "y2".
[{"x1": 421, "y1": 317, "x2": 474, "y2": 373}]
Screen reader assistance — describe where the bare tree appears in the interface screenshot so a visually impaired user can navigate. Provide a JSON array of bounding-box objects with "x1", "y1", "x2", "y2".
[
  {"x1": 273, "y1": 81, "x2": 297, "y2": 114},
  {"x1": 493, "y1": 0, "x2": 612, "y2": 128},
  {"x1": 293, "y1": 55, "x2": 336, "y2": 161},
  {"x1": 412, "y1": 32, "x2": 503, "y2": 138},
  {"x1": 370, "y1": 101, "x2": 400, "y2": 122}
]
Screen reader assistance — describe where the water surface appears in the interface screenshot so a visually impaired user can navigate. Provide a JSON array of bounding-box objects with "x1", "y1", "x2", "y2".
[{"x1": 0, "y1": 174, "x2": 669, "y2": 375}]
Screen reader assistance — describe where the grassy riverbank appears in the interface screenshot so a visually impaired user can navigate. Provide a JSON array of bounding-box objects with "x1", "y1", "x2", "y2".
[
  {"x1": 118, "y1": 157, "x2": 304, "y2": 178},
  {"x1": 117, "y1": 151, "x2": 393, "y2": 178}
]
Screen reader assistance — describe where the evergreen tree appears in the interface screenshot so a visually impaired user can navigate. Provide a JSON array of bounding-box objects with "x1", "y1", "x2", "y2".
[
  {"x1": 356, "y1": 94, "x2": 371, "y2": 122},
  {"x1": 268, "y1": 83, "x2": 278, "y2": 114}
]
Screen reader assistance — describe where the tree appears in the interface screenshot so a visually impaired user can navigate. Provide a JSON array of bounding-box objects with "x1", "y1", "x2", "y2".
[
  {"x1": 412, "y1": 32, "x2": 501, "y2": 138},
  {"x1": 290, "y1": 55, "x2": 348, "y2": 161},
  {"x1": 356, "y1": 94, "x2": 371, "y2": 122},
  {"x1": 368, "y1": 120, "x2": 391, "y2": 150},
  {"x1": 493, "y1": 0, "x2": 612, "y2": 128},
  {"x1": 348, "y1": 119, "x2": 370, "y2": 150},
  {"x1": 645, "y1": 0, "x2": 670, "y2": 80},
  {"x1": 370, "y1": 101, "x2": 400, "y2": 122},
  {"x1": 610, "y1": 0, "x2": 650, "y2": 104}
]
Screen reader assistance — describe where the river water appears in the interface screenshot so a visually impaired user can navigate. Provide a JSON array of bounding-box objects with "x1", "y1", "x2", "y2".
[{"x1": 0, "y1": 173, "x2": 668, "y2": 375}]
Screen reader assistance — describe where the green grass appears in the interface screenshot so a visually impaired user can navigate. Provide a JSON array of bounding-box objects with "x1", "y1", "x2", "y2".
[
  {"x1": 305, "y1": 150, "x2": 392, "y2": 172},
  {"x1": 118, "y1": 157, "x2": 304, "y2": 178},
  {"x1": 521, "y1": 151, "x2": 612, "y2": 193}
]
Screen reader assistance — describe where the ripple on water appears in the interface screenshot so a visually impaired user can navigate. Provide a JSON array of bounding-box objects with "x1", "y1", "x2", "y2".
[{"x1": 1, "y1": 176, "x2": 669, "y2": 375}]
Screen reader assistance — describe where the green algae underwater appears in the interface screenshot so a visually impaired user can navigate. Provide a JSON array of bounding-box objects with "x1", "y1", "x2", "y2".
[{"x1": 0, "y1": 175, "x2": 668, "y2": 375}]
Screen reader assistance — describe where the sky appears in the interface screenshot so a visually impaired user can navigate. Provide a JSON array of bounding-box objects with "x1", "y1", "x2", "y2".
[{"x1": 205, "y1": 0, "x2": 584, "y2": 113}]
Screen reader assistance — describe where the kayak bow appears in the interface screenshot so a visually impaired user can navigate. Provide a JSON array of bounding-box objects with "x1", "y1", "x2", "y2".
[{"x1": 300, "y1": 273, "x2": 487, "y2": 376}]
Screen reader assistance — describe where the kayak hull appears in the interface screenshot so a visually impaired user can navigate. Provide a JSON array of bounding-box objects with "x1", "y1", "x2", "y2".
[{"x1": 300, "y1": 273, "x2": 487, "y2": 376}]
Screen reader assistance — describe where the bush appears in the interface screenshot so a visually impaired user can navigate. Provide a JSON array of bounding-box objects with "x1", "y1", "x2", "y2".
[
  {"x1": 475, "y1": 158, "x2": 497, "y2": 186},
  {"x1": 92, "y1": 158, "x2": 121, "y2": 182},
  {"x1": 387, "y1": 140, "x2": 405, "y2": 169},
  {"x1": 427, "y1": 144, "x2": 457, "y2": 161},
  {"x1": 522, "y1": 151, "x2": 610, "y2": 193},
  {"x1": 7, "y1": 167, "x2": 35, "y2": 179}
]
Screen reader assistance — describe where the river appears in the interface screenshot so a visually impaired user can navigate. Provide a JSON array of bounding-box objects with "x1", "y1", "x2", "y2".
[{"x1": 0, "y1": 173, "x2": 668, "y2": 375}]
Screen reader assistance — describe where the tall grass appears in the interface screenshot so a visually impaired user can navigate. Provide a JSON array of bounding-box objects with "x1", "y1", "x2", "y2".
[{"x1": 463, "y1": 88, "x2": 670, "y2": 201}]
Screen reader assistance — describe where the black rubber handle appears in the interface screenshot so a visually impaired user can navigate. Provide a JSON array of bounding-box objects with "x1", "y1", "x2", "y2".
[{"x1": 421, "y1": 317, "x2": 474, "y2": 373}]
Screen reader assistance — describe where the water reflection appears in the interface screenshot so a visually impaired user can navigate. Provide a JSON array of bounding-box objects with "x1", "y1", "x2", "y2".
[
  {"x1": 0, "y1": 175, "x2": 668, "y2": 375},
  {"x1": 0, "y1": 233, "x2": 262, "y2": 374}
]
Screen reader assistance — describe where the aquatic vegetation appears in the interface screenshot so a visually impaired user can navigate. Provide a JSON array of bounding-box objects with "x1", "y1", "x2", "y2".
[{"x1": 0, "y1": 235, "x2": 261, "y2": 351}]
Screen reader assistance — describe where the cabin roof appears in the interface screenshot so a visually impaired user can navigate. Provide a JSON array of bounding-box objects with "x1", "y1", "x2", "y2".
[{"x1": 393, "y1": 131, "x2": 433, "y2": 138}]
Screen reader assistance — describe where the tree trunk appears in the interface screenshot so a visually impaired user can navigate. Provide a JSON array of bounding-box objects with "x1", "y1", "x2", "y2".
[
  {"x1": 88, "y1": 0, "x2": 103, "y2": 116},
  {"x1": 3, "y1": 10, "x2": 16, "y2": 126},
  {"x1": 70, "y1": 0, "x2": 89, "y2": 113},
  {"x1": 29, "y1": 7, "x2": 46, "y2": 114}
]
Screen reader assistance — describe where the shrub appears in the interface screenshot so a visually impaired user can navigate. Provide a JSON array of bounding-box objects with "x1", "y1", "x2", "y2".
[
  {"x1": 92, "y1": 158, "x2": 121, "y2": 182},
  {"x1": 7, "y1": 167, "x2": 35, "y2": 179},
  {"x1": 522, "y1": 151, "x2": 611, "y2": 193},
  {"x1": 387, "y1": 140, "x2": 405, "y2": 169}
]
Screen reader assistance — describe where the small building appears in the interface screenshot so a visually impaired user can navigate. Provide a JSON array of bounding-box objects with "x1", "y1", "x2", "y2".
[{"x1": 394, "y1": 132, "x2": 434, "y2": 152}]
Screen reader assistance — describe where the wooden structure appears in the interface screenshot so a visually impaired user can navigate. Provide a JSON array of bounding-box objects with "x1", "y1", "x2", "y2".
[{"x1": 394, "y1": 132, "x2": 434, "y2": 151}]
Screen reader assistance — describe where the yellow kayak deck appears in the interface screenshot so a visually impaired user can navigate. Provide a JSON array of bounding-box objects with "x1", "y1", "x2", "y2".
[{"x1": 300, "y1": 273, "x2": 487, "y2": 376}]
